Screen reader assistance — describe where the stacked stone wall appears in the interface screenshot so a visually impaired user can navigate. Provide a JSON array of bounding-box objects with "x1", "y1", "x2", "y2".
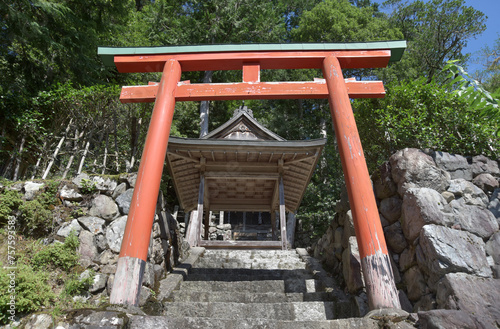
[{"x1": 312, "y1": 148, "x2": 500, "y2": 326}]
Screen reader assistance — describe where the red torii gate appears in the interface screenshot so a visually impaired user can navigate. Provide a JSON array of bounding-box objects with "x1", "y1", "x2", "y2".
[{"x1": 98, "y1": 41, "x2": 406, "y2": 310}]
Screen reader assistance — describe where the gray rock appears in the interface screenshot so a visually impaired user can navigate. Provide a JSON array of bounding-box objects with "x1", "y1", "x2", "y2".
[
  {"x1": 77, "y1": 216, "x2": 105, "y2": 235},
  {"x1": 90, "y1": 273, "x2": 107, "y2": 293},
  {"x1": 447, "y1": 179, "x2": 489, "y2": 207},
  {"x1": 449, "y1": 198, "x2": 499, "y2": 239},
  {"x1": 105, "y1": 215, "x2": 128, "y2": 253},
  {"x1": 489, "y1": 188, "x2": 500, "y2": 221},
  {"x1": 404, "y1": 266, "x2": 427, "y2": 302},
  {"x1": 384, "y1": 221, "x2": 407, "y2": 253},
  {"x1": 71, "y1": 311, "x2": 124, "y2": 328},
  {"x1": 342, "y1": 236, "x2": 364, "y2": 293},
  {"x1": 59, "y1": 185, "x2": 83, "y2": 201},
  {"x1": 379, "y1": 196, "x2": 402, "y2": 224},
  {"x1": 372, "y1": 161, "x2": 397, "y2": 199},
  {"x1": 89, "y1": 194, "x2": 119, "y2": 221},
  {"x1": 23, "y1": 181, "x2": 44, "y2": 201},
  {"x1": 57, "y1": 219, "x2": 82, "y2": 237},
  {"x1": 390, "y1": 148, "x2": 450, "y2": 196},
  {"x1": 142, "y1": 262, "x2": 156, "y2": 288},
  {"x1": 418, "y1": 225, "x2": 491, "y2": 278},
  {"x1": 398, "y1": 290, "x2": 413, "y2": 313},
  {"x1": 399, "y1": 246, "x2": 417, "y2": 272},
  {"x1": 432, "y1": 151, "x2": 472, "y2": 180},
  {"x1": 92, "y1": 176, "x2": 118, "y2": 193},
  {"x1": 418, "y1": 309, "x2": 484, "y2": 329},
  {"x1": 120, "y1": 172, "x2": 137, "y2": 188},
  {"x1": 95, "y1": 233, "x2": 108, "y2": 252},
  {"x1": 486, "y1": 232, "x2": 500, "y2": 265},
  {"x1": 341, "y1": 210, "x2": 356, "y2": 249},
  {"x1": 72, "y1": 173, "x2": 90, "y2": 188},
  {"x1": 436, "y1": 273, "x2": 500, "y2": 328},
  {"x1": 401, "y1": 188, "x2": 454, "y2": 241},
  {"x1": 97, "y1": 249, "x2": 119, "y2": 265},
  {"x1": 116, "y1": 188, "x2": 134, "y2": 215},
  {"x1": 23, "y1": 313, "x2": 53, "y2": 329},
  {"x1": 78, "y1": 230, "x2": 98, "y2": 263},
  {"x1": 471, "y1": 155, "x2": 500, "y2": 176},
  {"x1": 413, "y1": 294, "x2": 436, "y2": 312},
  {"x1": 441, "y1": 191, "x2": 454, "y2": 203},
  {"x1": 473, "y1": 173, "x2": 499, "y2": 193},
  {"x1": 139, "y1": 286, "x2": 152, "y2": 307},
  {"x1": 112, "y1": 182, "x2": 128, "y2": 199}
]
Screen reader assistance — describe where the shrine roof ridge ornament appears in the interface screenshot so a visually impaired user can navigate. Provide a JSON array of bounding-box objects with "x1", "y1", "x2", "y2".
[{"x1": 98, "y1": 41, "x2": 407, "y2": 68}]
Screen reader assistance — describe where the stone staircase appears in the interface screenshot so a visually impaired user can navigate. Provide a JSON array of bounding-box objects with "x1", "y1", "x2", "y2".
[{"x1": 128, "y1": 248, "x2": 380, "y2": 328}]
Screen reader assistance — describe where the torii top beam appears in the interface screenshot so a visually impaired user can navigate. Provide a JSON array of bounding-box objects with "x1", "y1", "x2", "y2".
[{"x1": 98, "y1": 41, "x2": 406, "y2": 72}]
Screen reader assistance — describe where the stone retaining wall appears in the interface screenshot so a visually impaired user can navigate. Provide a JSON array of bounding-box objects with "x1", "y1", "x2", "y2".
[{"x1": 311, "y1": 148, "x2": 500, "y2": 326}]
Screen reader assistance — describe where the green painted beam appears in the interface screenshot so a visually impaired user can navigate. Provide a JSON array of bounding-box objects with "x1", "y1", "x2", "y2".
[{"x1": 98, "y1": 41, "x2": 406, "y2": 68}]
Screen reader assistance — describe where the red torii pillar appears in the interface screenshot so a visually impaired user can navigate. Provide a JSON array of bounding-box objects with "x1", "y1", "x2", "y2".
[{"x1": 99, "y1": 43, "x2": 405, "y2": 310}]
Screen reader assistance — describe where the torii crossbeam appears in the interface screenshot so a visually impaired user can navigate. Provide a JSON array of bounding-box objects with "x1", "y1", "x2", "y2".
[{"x1": 98, "y1": 41, "x2": 406, "y2": 310}]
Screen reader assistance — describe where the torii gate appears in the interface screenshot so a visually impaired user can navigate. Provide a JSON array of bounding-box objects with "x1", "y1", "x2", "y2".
[{"x1": 98, "y1": 41, "x2": 406, "y2": 310}]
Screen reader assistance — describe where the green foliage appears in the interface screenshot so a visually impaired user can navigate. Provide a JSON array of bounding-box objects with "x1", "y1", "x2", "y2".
[
  {"x1": 0, "y1": 190, "x2": 23, "y2": 224},
  {"x1": 355, "y1": 77, "x2": 499, "y2": 171},
  {"x1": 382, "y1": 0, "x2": 486, "y2": 82},
  {"x1": 63, "y1": 272, "x2": 94, "y2": 297},
  {"x1": 442, "y1": 60, "x2": 500, "y2": 135},
  {"x1": 79, "y1": 179, "x2": 97, "y2": 194},
  {"x1": 293, "y1": 0, "x2": 402, "y2": 42},
  {"x1": 18, "y1": 200, "x2": 53, "y2": 236},
  {"x1": 32, "y1": 232, "x2": 80, "y2": 271},
  {"x1": 0, "y1": 263, "x2": 55, "y2": 324}
]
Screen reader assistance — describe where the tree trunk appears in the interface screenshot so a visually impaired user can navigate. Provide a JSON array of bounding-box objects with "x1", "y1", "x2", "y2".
[
  {"x1": 77, "y1": 130, "x2": 93, "y2": 175},
  {"x1": 31, "y1": 140, "x2": 47, "y2": 179},
  {"x1": 113, "y1": 111, "x2": 120, "y2": 173},
  {"x1": 102, "y1": 133, "x2": 109, "y2": 175},
  {"x1": 62, "y1": 128, "x2": 84, "y2": 179},
  {"x1": 12, "y1": 135, "x2": 25, "y2": 181},
  {"x1": 199, "y1": 71, "x2": 213, "y2": 137},
  {"x1": 42, "y1": 118, "x2": 73, "y2": 180}
]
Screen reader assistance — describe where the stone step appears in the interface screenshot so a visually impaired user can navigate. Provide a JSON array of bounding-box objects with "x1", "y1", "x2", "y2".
[
  {"x1": 170, "y1": 291, "x2": 303, "y2": 303},
  {"x1": 194, "y1": 259, "x2": 306, "y2": 270},
  {"x1": 162, "y1": 301, "x2": 335, "y2": 321},
  {"x1": 128, "y1": 315, "x2": 379, "y2": 329},
  {"x1": 187, "y1": 267, "x2": 312, "y2": 279},
  {"x1": 199, "y1": 249, "x2": 300, "y2": 259},
  {"x1": 170, "y1": 290, "x2": 337, "y2": 303},
  {"x1": 179, "y1": 280, "x2": 285, "y2": 293}
]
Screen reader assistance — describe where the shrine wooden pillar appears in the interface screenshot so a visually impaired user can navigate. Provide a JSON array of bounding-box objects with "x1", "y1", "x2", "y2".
[
  {"x1": 110, "y1": 59, "x2": 181, "y2": 305},
  {"x1": 322, "y1": 55, "x2": 400, "y2": 310}
]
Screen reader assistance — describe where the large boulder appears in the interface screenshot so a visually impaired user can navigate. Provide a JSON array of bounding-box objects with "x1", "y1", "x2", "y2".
[
  {"x1": 105, "y1": 215, "x2": 128, "y2": 253},
  {"x1": 401, "y1": 188, "x2": 454, "y2": 242},
  {"x1": 473, "y1": 173, "x2": 499, "y2": 193},
  {"x1": 78, "y1": 230, "x2": 98, "y2": 265},
  {"x1": 77, "y1": 216, "x2": 106, "y2": 235},
  {"x1": 449, "y1": 198, "x2": 499, "y2": 239},
  {"x1": 390, "y1": 148, "x2": 450, "y2": 196},
  {"x1": 23, "y1": 181, "x2": 44, "y2": 201},
  {"x1": 379, "y1": 196, "x2": 402, "y2": 224},
  {"x1": 432, "y1": 151, "x2": 472, "y2": 180},
  {"x1": 486, "y1": 232, "x2": 500, "y2": 265},
  {"x1": 89, "y1": 195, "x2": 119, "y2": 221},
  {"x1": 489, "y1": 188, "x2": 500, "y2": 223},
  {"x1": 57, "y1": 219, "x2": 82, "y2": 237},
  {"x1": 59, "y1": 185, "x2": 83, "y2": 202},
  {"x1": 447, "y1": 179, "x2": 489, "y2": 207},
  {"x1": 372, "y1": 161, "x2": 397, "y2": 199},
  {"x1": 383, "y1": 221, "x2": 407, "y2": 254},
  {"x1": 403, "y1": 266, "x2": 427, "y2": 302},
  {"x1": 342, "y1": 236, "x2": 364, "y2": 293},
  {"x1": 116, "y1": 188, "x2": 134, "y2": 215},
  {"x1": 436, "y1": 273, "x2": 500, "y2": 328},
  {"x1": 418, "y1": 309, "x2": 485, "y2": 329},
  {"x1": 471, "y1": 155, "x2": 500, "y2": 177},
  {"x1": 418, "y1": 225, "x2": 491, "y2": 278}
]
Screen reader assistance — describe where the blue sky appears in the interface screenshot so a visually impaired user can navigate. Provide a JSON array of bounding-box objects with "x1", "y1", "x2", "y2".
[{"x1": 372, "y1": 0, "x2": 500, "y2": 74}]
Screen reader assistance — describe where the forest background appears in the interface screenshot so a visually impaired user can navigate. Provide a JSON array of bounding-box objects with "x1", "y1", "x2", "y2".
[{"x1": 0, "y1": 0, "x2": 499, "y2": 238}]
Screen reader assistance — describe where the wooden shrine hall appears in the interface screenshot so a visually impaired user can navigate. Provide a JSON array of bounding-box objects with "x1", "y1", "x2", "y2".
[{"x1": 166, "y1": 106, "x2": 326, "y2": 250}]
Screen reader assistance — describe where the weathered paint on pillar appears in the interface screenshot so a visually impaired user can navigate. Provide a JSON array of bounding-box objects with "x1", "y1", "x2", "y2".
[
  {"x1": 322, "y1": 55, "x2": 400, "y2": 310},
  {"x1": 110, "y1": 59, "x2": 181, "y2": 306}
]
